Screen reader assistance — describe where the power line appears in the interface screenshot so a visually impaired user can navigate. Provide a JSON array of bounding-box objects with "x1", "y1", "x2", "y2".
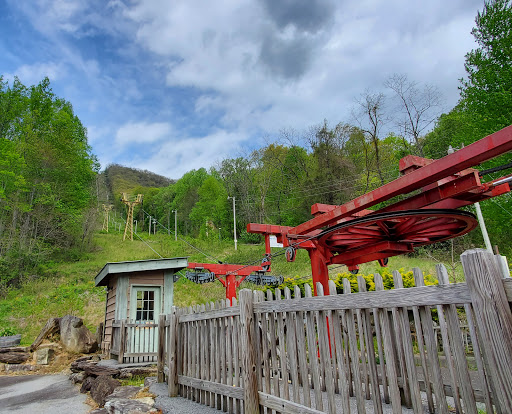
[{"x1": 142, "y1": 208, "x2": 224, "y2": 264}]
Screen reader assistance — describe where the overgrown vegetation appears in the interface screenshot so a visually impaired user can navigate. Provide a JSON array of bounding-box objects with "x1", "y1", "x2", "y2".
[{"x1": 0, "y1": 76, "x2": 98, "y2": 292}]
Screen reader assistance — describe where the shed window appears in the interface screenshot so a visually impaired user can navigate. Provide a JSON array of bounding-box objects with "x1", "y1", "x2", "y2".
[{"x1": 135, "y1": 289, "x2": 155, "y2": 321}]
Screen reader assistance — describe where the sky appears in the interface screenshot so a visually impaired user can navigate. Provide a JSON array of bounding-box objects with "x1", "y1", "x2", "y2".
[{"x1": 0, "y1": 0, "x2": 484, "y2": 179}]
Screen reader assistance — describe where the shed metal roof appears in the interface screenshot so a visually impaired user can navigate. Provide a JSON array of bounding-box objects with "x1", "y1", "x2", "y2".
[{"x1": 95, "y1": 257, "x2": 188, "y2": 286}]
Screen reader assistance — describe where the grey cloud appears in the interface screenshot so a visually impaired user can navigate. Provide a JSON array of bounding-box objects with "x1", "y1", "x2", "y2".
[
  {"x1": 259, "y1": 33, "x2": 315, "y2": 79},
  {"x1": 260, "y1": 0, "x2": 335, "y2": 33}
]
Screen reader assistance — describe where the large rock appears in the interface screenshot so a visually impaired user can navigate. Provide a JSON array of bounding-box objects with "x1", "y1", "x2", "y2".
[
  {"x1": 5, "y1": 364, "x2": 35, "y2": 373},
  {"x1": 80, "y1": 376, "x2": 95, "y2": 393},
  {"x1": 59, "y1": 315, "x2": 98, "y2": 354},
  {"x1": 90, "y1": 376, "x2": 121, "y2": 407},
  {"x1": 69, "y1": 372, "x2": 86, "y2": 384},
  {"x1": 89, "y1": 409, "x2": 108, "y2": 414},
  {"x1": 33, "y1": 347, "x2": 54, "y2": 365},
  {"x1": 105, "y1": 386, "x2": 142, "y2": 401},
  {"x1": 118, "y1": 367, "x2": 157, "y2": 379},
  {"x1": 104, "y1": 398, "x2": 159, "y2": 414}
]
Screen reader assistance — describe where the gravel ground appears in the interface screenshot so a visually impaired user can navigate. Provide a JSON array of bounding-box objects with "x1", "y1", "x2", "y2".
[
  {"x1": 0, "y1": 375, "x2": 89, "y2": 414},
  {"x1": 151, "y1": 383, "x2": 225, "y2": 414},
  {"x1": 150, "y1": 381, "x2": 484, "y2": 413},
  {"x1": 150, "y1": 381, "x2": 419, "y2": 414}
]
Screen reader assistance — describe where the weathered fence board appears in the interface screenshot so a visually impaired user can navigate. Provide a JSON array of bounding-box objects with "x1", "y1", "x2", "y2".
[{"x1": 156, "y1": 249, "x2": 512, "y2": 414}]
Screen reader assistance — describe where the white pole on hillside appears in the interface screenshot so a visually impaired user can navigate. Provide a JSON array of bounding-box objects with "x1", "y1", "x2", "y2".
[{"x1": 228, "y1": 196, "x2": 237, "y2": 250}]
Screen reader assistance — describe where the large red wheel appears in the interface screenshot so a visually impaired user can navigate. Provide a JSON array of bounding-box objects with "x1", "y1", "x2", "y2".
[{"x1": 316, "y1": 209, "x2": 478, "y2": 255}]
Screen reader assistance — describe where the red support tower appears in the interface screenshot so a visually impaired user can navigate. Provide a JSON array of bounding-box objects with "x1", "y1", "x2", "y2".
[
  {"x1": 247, "y1": 125, "x2": 512, "y2": 296},
  {"x1": 185, "y1": 235, "x2": 282, "y2": 304}
]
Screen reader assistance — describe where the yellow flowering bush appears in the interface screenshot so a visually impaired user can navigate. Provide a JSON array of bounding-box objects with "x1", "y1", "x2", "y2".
[
  {"x1": 262, "y1": 268, "x2": 437, "y2": 298},
  {"x1": 334, "y1": 268, "x2": 438, "y2": 293}
]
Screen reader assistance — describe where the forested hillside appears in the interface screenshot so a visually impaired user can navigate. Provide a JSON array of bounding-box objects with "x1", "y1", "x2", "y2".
[
  {"x1": 103, "y1": 164, "x2": 173, "y2": 200},
  {"x1": 0, "y1": 77, "x2": 98, "y2": 291}
]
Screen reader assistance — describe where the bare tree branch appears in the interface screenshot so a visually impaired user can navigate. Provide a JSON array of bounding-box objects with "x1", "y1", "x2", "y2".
[{"x1": 385, "y1": 73, "x2": 444, "y2": 156}]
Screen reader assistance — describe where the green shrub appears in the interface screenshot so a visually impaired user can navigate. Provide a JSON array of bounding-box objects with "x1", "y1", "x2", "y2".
[
  {"x1": 334, "y1": 268, "x2": 438, "y2": 293},
  {"x1": 0, "y1": 327, "x2": 17, "y2": 336},
  {"x1": 262, "y1": 268, "x2": 438, "y2": 298}
]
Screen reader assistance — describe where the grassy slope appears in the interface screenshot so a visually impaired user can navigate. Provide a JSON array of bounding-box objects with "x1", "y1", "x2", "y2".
[{"x1": 0, "y1": 227, "x2": 463, "y2": 345}]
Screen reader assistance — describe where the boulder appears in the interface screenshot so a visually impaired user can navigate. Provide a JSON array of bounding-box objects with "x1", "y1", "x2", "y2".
[
  {"x1": 5, "y1": 364, "x2": 35, "y2": 373},
  {"x1": 89, "y1": 409, "x2": 108, "y2": 414},
  {"x1": 33, "y1": 347, "x2": 54, "y2": 365},
  {"x1": 59, "y1": 315, "x2": 98, "y2": 354},
  {"x1": 104, "y1": 398, "x2": 159, "y2": 414},
  {"x1": 105, "y1": 386, "x2": 142, "y2": 401},
  {"x1": 80, "y1": 375, "x2": 95, "y2": 393},
  {"x1": 119, "y1": 367, "x2": 157, "y2": 379},
  {"x1": 134, "y1": 397, "x2": 155, "y2": 407},
  {"x1": 69, "y1": 372, "x2": 86, "y2": 384},
  {"x1": 90, "y1": 376, "x2": 121, "y2": 407},
  {"x1": 144, "y1": 377, "x2": 157, "y2": 387}
]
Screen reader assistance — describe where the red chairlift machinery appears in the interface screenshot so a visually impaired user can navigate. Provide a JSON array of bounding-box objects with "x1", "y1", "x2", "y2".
[
  {"x1": 186, "y1": 234, "x2": 282, "y2": 304},
  {"x1": 188, "y1": 125, "x2": 512, "y2": 302}
]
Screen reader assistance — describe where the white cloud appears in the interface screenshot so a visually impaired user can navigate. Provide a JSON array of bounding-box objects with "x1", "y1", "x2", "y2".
[
  {"x1": 122, "y1": 0, "x2": 478, "y2": 138},
  {"x1": 5, "y1": 62, "x2": 65, "y2": 86},
  {"x1": 133, "y1": 130, "x2": 248, "y2": 178},
  {"x1": 115, "y1": 122, "x2": 173, "y2": 146},
  {"x1": 3, "y1": 0, "x2": 485, "y2": 179}
]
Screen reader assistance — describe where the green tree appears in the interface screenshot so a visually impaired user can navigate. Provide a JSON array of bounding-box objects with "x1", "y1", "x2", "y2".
[
  {"x1": 190, "y1": 175, "x2": 229, "y2": 239},
  {"x1": 460, "y1": 0, "x2": 512, "y2": 136},
  {"x1": 0, "y1": 76, "x2": 97, "y2": 288}
]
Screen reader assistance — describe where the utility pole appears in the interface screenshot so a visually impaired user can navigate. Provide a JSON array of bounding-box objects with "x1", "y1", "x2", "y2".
[
  {"x1": 228, "y1": 196, "x2": 237, "y2": 250},
  {"x1": 172, "y1": 209, "x2": 177, "y2": 241},
  {"x1": 448, "y1": 145, "x2": 492, "y2": 252}
]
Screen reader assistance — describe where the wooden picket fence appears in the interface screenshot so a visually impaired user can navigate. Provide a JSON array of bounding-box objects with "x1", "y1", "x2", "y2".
[
  {"x1": 155, "y1": 249, "x2": 512, "y2": 413},
  {"x1": 111, "y1": 320, "x2": 159, "y2": 363}
]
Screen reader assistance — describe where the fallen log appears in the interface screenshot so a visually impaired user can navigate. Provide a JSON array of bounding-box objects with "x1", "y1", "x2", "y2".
[
  {"x1": 0, "y1": 352, "x2": 30, "y2": 364},
  {"x1": 30, "y1": 317, "x2": 61, "y2": 351},
  {"x1": 0, "y1": 346, "x2": 30, "y2": 353},
  {"x1": 83, "y1": 364, "x2": 120, "y2": 377}
]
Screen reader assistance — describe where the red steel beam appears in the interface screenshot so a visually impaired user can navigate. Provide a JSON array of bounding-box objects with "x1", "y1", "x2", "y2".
[
  {"x1": 379, "y1": 172, "x2": 482, "y2": 212},
  {"x1": 289, "y1": 125, "x2": 512, "y2": 235}
]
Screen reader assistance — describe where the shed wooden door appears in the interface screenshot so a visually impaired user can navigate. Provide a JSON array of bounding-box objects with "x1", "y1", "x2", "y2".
[{"x1": 130, "y1": 287, "x2": 160, "y2": 356}]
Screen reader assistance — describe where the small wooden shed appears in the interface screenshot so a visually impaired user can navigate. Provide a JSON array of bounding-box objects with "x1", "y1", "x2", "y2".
[{"x1": 95, "y1": 257, "x2": 187, "y2": 361}]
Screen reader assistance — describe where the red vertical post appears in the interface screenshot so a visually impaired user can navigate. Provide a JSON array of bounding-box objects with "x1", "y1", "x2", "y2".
[
  {"x1": 225, "y1": 274, "x2": 237, "y2": 305},
  {"x1": 309, "y1": 248, "x2": 330, "y2": 296}
]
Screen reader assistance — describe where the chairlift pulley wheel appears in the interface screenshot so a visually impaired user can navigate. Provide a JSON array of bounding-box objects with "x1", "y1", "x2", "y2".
[{"x1": 316, "y1": 209, "x2": 478, "y2": 255}]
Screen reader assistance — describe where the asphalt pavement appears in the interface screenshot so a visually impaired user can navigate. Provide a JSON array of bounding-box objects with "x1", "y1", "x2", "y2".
[{"x1": 0, "y1": 374, "x2": 90, "y2": 414}]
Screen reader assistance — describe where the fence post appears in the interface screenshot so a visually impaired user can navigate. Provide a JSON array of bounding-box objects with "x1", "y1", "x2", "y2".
[
  {"x1": 157, "y1": 314, "x2": 166, "y2": 383},
  {"x1": 461, "y1": 248, "x2": 512, "y2": 412},
  {"x1": 118, "y1": 320, "x2": 126, "y2": 364},
  {"x1": 239, "y1": 289, "x2": 259, "y2": 414},
  {"x1": 168, "y1": 309, "x2": 179, "y2": 397}
]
